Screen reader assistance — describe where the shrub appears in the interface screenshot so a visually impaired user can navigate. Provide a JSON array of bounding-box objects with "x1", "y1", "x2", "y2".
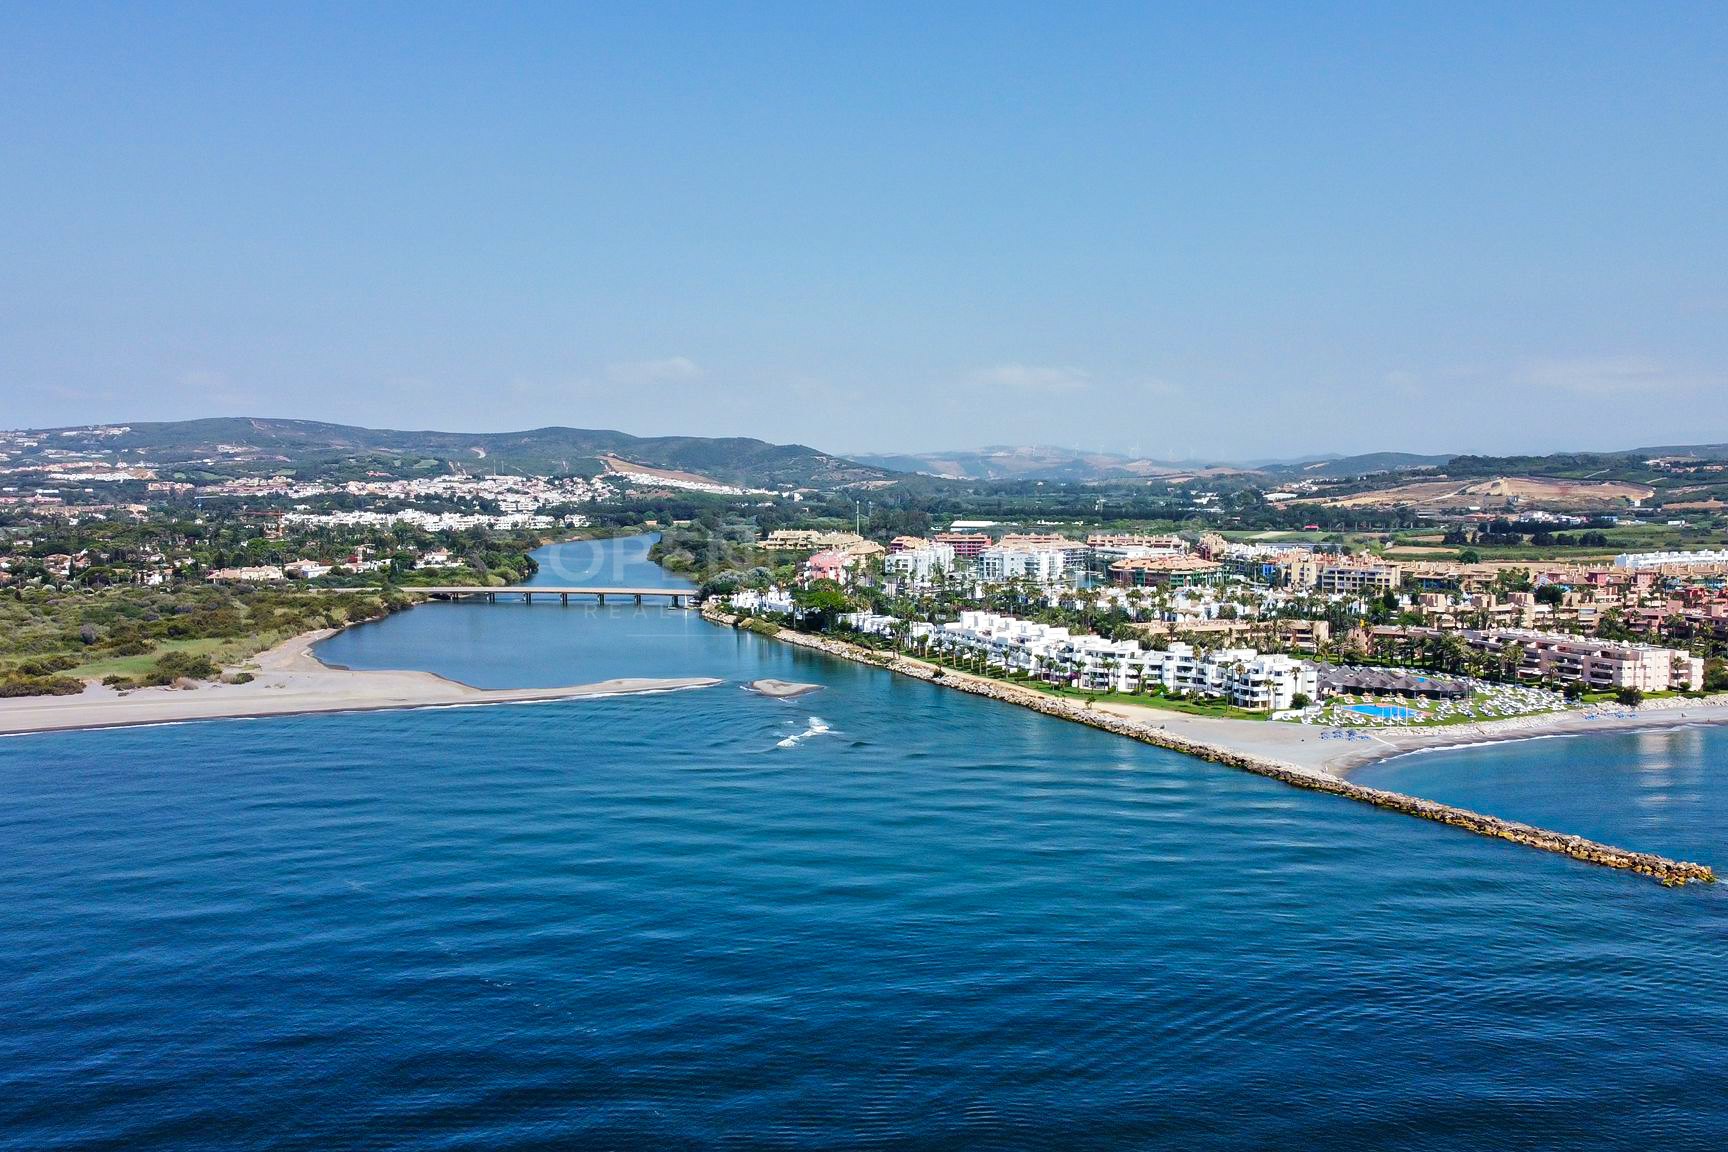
[
  {"x1": 140, "y1": 650, "x2": 221, "y2": 686},
  {"x1": 1615, "y1": 686, "x2": 1645, "y2": 708},
  {"x1": 101, "y1": 674, "x2": 136, "y2": 688},
  {"x1": 16, "y1": 654, "x2": 79, "y2": 676},
  {"x1": 0, "y1": 675, "x2": 85, "y2": 697}
]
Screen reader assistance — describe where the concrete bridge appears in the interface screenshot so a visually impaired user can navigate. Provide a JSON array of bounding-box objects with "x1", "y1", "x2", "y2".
[{"x1": 417, "y1": 585, "x2": 695, "y2": 606}]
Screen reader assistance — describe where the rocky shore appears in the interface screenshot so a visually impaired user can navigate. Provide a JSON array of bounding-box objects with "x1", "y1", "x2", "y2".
[{"x1": 704, "y1": 605, "x2": 1715, "y2": 887}]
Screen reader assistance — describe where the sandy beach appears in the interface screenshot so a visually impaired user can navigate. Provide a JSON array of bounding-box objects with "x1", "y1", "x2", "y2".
[
  {"x1": 1093, "y1": 692, "x2": 1728, "y2": 777},
  {"x1": 0, "y1": 629, "x2": 722, "y2": 738}
]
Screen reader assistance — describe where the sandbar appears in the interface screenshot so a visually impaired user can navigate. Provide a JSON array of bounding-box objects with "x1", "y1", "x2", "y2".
[
  {"x1": 0, "y1": 629, "x2": 722, "y2": 737},
  {"x1": 744, "y1": 678, "x2": 825, "y2": 699}
]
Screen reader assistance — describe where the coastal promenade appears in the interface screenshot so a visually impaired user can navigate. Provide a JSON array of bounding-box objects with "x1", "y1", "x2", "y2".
[{"x1": 704, "y1": 606, "x2": 1716, "y2": 886}]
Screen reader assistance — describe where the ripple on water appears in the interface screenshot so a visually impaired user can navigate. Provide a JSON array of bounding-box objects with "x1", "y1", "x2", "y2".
[{"x1": 3, "y1": 545, "x2": 1728, "y2": 1148}]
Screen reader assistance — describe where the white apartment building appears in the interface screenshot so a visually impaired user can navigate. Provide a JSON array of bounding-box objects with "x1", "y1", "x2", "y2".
[
  {"x1": 1130, "y1": 644, "x2": 1317, "y2": 710},
  {"x1": 979, "y1": 543, "x2": 1068, "y2": 585},
  {"x1": 1613, "y1": 549, "x2": 1728, "y2": 570},
  {"x1": 931, "y1": 611, "x2": 1317, "y2": 710},
  {"x1": 884, "y1": 542, "x2": 957, "y2": 585}
]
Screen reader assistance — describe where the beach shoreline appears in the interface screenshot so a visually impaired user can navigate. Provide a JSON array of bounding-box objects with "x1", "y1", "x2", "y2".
[
  {"x1": 1096, "y1": 691, "x2": 1728, "y2": 777},
  {"x1": 0, "y1": 627, "x2": 722, "y2": 738},
  {"x1": 704, "y1": 606, "x2": 1716, "y2": 885}
]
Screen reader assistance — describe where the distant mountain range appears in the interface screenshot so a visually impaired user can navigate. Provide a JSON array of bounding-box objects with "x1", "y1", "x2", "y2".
[
  {"x1": 850, "y1": 445, "x2": 1453, "y2": 482},
  {"x1": 15, "y1": 419, "x2": 1728, "y2": 493},
  {"x1": 16, "y1": 418, "x2": 895, "y2": 490}
]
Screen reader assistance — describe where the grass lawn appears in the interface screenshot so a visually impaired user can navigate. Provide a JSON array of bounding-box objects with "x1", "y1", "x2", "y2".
[
  {"x1": 64, "y1": 633, "x2": 292, "y2": 680},
  {"x1": 1013, "y1": 677, "x2": 1269, "y2": 720}
]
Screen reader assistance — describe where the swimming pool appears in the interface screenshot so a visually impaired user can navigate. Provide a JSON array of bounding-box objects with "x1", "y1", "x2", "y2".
[{"x1": 1348, "y1": 703, "x2": 1421, "y2": 721}]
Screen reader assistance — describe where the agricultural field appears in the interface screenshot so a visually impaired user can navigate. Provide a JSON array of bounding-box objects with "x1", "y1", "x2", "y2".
[{"x1": 1318, "y1": 475, "x2": 1654, "y2": 511}]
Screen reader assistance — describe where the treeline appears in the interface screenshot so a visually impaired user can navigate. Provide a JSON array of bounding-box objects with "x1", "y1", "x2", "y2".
[
  {"x1": 1441, "y1": 453, "x2": 1643, "y2": 478},
  {"x1": 1442, "y1": 521, "x2": 1613, "y2": 548}
]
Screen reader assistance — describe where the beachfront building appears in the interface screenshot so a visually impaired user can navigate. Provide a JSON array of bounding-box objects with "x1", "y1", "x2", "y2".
[
  {"x1": 935, "y1": 611, "x2": 1139, "y2": 688},
  {"x1": 1128, "y1": 643, "x2": 1317, "y2": 710},
  {"x1": 1485, "y1": 630, "x2": 1704, "y2": 693},
  {"x1": 1375, "y1": 626, "x2": 1704, "y2": 692},
  {"x1": 1109, "y1": 555, "x2": 1224, "y2": 588},
  {"x1": 929, "y1": 611, "x2": 1316, "y2": 709}
]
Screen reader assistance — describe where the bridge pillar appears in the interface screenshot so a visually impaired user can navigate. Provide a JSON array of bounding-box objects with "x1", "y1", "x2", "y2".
[
  {"x1": 597, "y1": 593, "x2": 606, "y2": 605},
  {"x1": 561, "y1": 592, "x2": 569, "y2": 606},
  {"x1": 634, "y1": 593, "x2": 643, "y2": 605},
  {"x1": 524, "y1": 591, "x2": 532, "y2": 605}
]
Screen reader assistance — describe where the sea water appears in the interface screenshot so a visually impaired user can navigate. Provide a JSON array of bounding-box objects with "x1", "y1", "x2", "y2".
[{"x1": 2, "y1": 537, "x2": 1725, "y2": 1148}]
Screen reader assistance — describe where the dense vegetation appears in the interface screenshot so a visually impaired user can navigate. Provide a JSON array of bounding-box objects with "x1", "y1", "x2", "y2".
[{"x1": 0, "y1": 584, "x2": 413, "y2": 693}]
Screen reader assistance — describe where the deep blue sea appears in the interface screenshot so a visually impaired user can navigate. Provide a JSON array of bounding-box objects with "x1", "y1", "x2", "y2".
[{"x1": 3, "y1": 537, "x2": 1727, "y2": 1149}]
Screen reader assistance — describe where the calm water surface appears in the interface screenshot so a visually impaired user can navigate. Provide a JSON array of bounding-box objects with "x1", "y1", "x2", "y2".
[{"x1": 2, "y1": 537, "x2": 1727, "y2": 1149}]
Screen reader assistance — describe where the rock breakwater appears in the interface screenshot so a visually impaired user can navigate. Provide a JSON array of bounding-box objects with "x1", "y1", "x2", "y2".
[{"x1": 703, "y1": 606, "x2": 1714, "y2": 886}]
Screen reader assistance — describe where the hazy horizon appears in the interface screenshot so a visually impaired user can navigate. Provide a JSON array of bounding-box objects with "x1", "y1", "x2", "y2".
[
  {"x1": 12, "y1": 409, "x2": 1728, "y2": 467},
  {"x1": 5, "y1": 4, "x2": 1726, "y2": 458}
]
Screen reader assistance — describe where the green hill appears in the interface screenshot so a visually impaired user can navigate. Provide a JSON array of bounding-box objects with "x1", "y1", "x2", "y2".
[{"x1": 24, "y1": 418, "x2": 895, "y2": 490}]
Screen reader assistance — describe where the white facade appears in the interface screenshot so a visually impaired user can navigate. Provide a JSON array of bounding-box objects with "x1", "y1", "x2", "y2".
[
  {"x1": 1613, "y1": 549, "x2": 1728, "y2": 570},
  {"x1": 837, "y1": 612, "x2": 899, "y2": 636},
  {"x1": 978, "y1": 545, "x2": 1067, "y2": 585},
  {"x1": 729, "y1": 587, "x2": 796, "y2": 615},
  {"x1": 884, "y1": 542, "x2": 956, "y2": 585},
  {"x1": 929, "y1": 611, "x2": 1316, "y2": 710}
]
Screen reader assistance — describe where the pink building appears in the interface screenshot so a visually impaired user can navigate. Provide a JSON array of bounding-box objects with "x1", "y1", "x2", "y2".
[{"x1": 802, "y1": 549, "x2": 853, "y2": 584}]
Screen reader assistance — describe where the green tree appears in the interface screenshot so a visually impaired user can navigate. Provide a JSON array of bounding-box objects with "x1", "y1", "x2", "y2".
[{"x1": 793, "y1": 580, "x2": 853, "y2": 631}]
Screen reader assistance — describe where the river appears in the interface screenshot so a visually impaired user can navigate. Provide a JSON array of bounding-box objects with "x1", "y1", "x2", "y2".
[{"x1": 2, "y1": 535, "x2": 1726, "y2": 1148}]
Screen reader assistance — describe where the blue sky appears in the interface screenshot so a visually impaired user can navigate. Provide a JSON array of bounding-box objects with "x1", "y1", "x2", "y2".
[{"x1": 3, "y1": 2, "x2": 1725, "y2": 460}]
